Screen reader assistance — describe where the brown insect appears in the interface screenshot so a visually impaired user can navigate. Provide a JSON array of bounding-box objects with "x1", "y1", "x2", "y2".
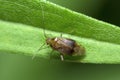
[
  {"x1": 46, "y1": 35, "x2": 85, "y2": 61},
  {"x1": 32, "y1": 2, "x2": 85, "y2": 61}
]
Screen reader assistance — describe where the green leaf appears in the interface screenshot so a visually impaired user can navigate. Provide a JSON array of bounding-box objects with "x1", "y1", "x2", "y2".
[{"x1": 0, "y1": 0, "x2": 120, "y2": 63}]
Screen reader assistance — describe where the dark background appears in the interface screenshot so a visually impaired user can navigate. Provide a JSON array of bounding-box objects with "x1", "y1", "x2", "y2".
[
  {"x1": 50, "y1": 0, "x2": 120, "y2": 26},
  {"x1": 0, "y1": 0, "x2": 120, "y2": 80}
]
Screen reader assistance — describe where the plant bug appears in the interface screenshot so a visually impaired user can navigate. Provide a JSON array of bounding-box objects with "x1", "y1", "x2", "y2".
[
  {"x1": 45, "y1": 35, "x2": 85, "y2": 61},
  {"x1": 33, "y1": 1, "x2": 85, "y2": 61}
]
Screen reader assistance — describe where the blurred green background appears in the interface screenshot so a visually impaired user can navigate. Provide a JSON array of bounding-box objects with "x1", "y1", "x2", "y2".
[{"x1": 1, "y1": 0, "x2": 120, "y2": 80}]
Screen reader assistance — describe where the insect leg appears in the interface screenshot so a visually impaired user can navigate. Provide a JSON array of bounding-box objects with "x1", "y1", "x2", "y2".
[
  {"x1": 60, "y1": 54, "x2": 64, "y2": 61},
  {"x1": 32, "y1": 43, "x2": 47, "y2": 60},
  {"x1": 37, "y1": 43, "x2": 46, "y2": 51},
  {"x1": 49, "y1": 49, "x2": 54, "y2": 60}
]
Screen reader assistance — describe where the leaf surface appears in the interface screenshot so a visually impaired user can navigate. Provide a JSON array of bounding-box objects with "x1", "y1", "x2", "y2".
[{"x1": 0, "y1": 0, "x2": 120, "y2": 63}]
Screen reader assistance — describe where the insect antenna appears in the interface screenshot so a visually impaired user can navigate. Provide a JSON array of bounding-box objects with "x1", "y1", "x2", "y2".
[
  {"x1": 32, "y1": 0, "x2": 48, "y2": 59},
  {"x1": 40, "y1": 1, "x2": 48, "y2": 39}
]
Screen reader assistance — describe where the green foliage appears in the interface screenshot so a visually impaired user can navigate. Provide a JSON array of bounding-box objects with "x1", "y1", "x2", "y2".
[{"x1": 0, "y1": 0, "x2": 120, "y2": 63}]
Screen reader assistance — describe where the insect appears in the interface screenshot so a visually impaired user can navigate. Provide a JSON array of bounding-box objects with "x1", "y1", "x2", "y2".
[
  {"x1": 46, "y1": 36, "x2": 85, "y2": 61},
  {"x1": 33, "y1": 1, "x2": 85, "y2": 61}
]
